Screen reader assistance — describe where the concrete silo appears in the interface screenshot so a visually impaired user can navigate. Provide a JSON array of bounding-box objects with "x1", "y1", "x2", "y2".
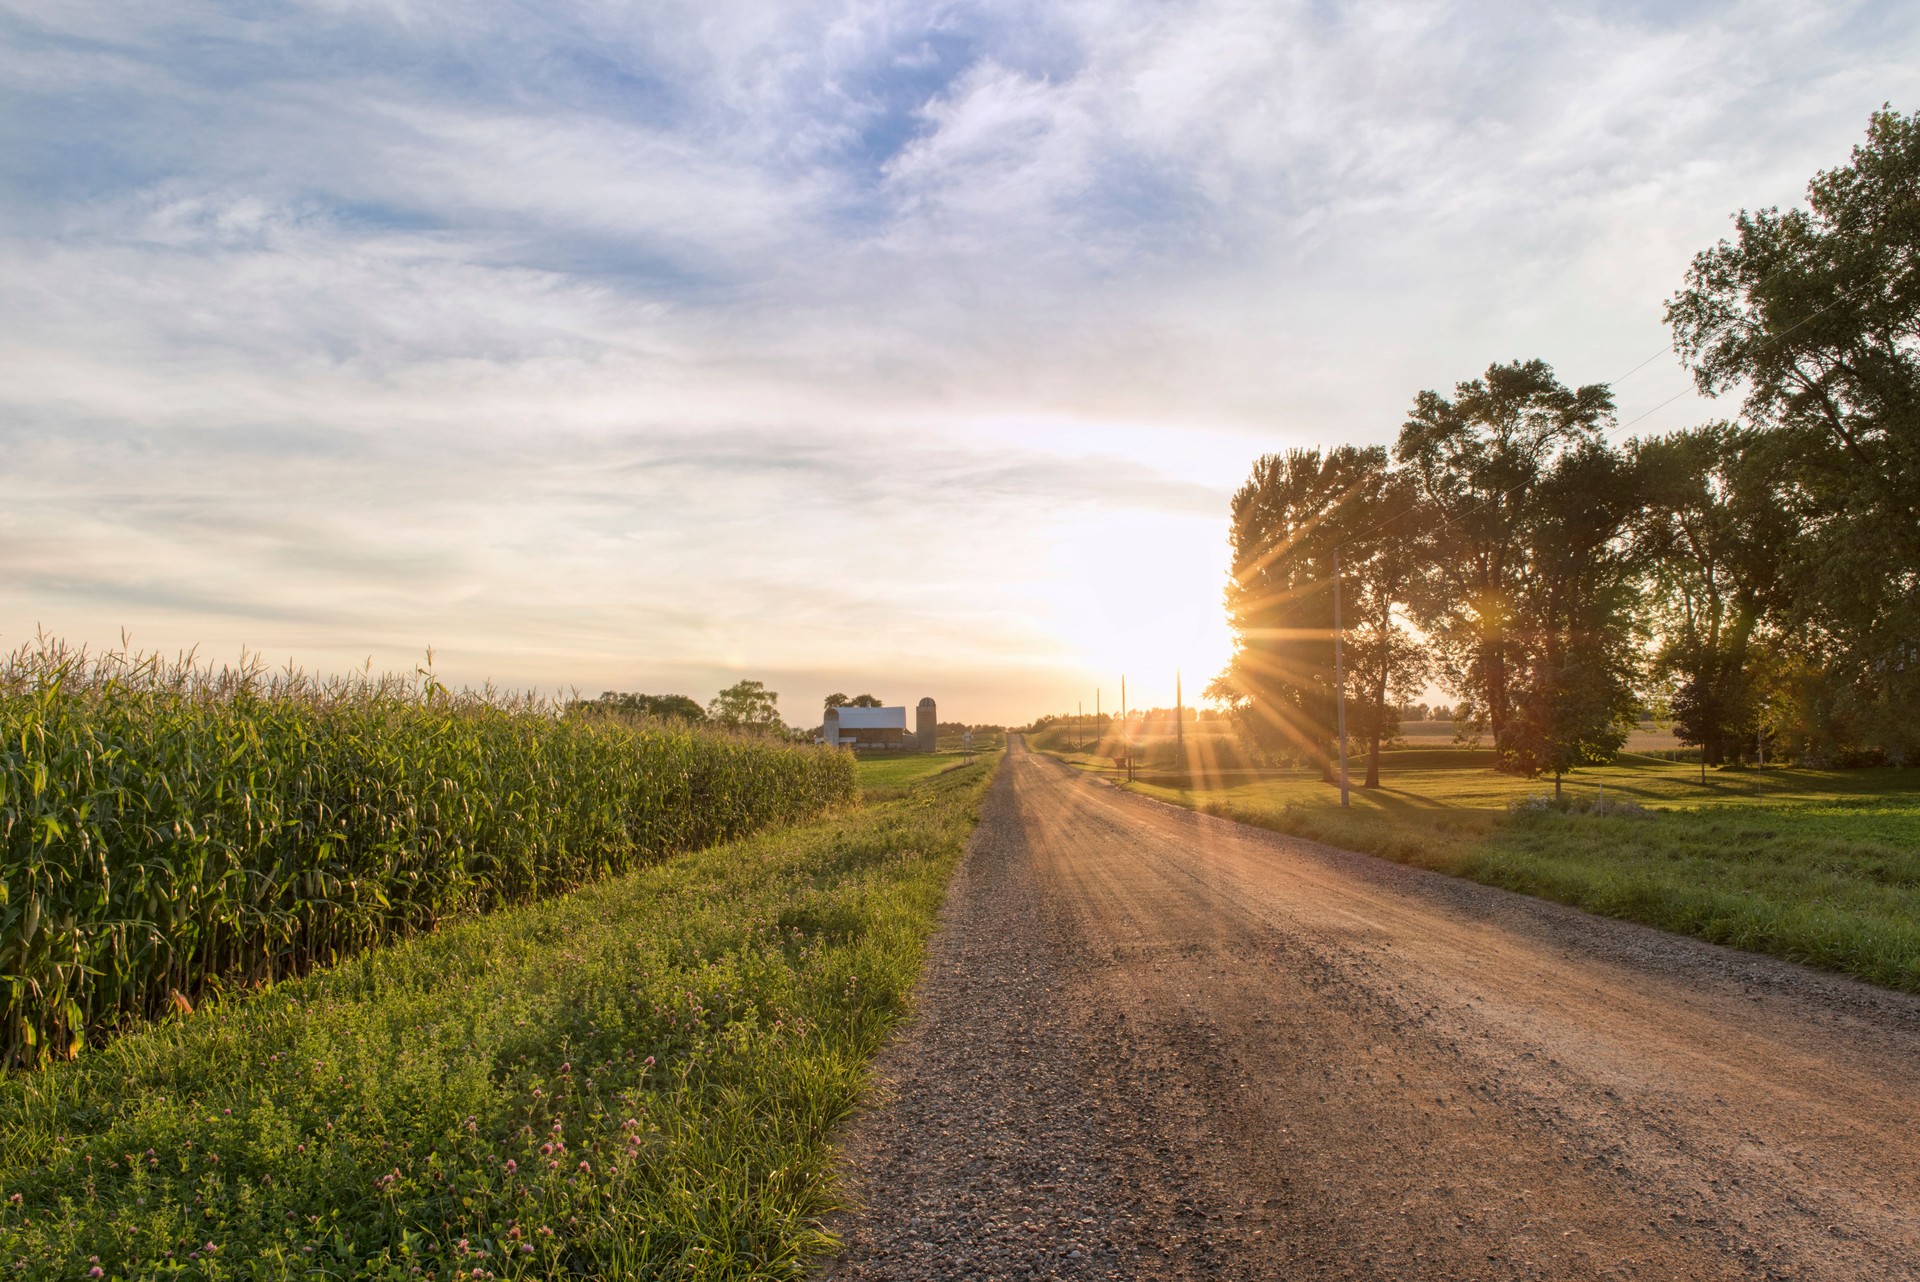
[{"x1": 916, "y1": 697, "x2": 937, "y2": 753}]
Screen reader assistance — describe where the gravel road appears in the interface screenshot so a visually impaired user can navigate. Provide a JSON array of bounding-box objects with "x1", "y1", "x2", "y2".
[{"x1": 821, "y1": 735, "x2": 1920, "y2": 1281}]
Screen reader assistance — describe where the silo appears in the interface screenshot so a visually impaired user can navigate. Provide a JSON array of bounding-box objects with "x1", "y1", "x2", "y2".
[
  {"x1": 916, "y1": 697, "x2": 937, "y2": 753},
  {"x1": 822, "y1": 706, "x2": 841, "y2": 747}
]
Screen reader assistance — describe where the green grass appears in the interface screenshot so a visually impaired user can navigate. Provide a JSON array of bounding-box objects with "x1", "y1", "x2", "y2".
[
  {"x1": 1050, "y1": 745, "x2": 1920, "y2": 993},
  {"x1": 851, "y1": 752, "x2": 978, "y2": 802},
  {"x1": 0, "y1": 753, "x2": 1001, "y2": 1281}
]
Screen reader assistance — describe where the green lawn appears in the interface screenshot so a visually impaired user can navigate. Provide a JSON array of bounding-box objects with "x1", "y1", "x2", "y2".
[
  {"x1": 1049, "y1": 746, "x2": 1920, "y2": 993},
  {"x1": 0, "y1": 754, "x2": 1001, "y2": 1281},
  {"x1": 853, "y1": 751, "x2": 981, "y2": 801}
]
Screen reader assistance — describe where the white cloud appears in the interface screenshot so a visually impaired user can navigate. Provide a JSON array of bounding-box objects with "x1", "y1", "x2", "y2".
[{"x1": 3, "y1": 0, "x2": 1919, "y2": 718}]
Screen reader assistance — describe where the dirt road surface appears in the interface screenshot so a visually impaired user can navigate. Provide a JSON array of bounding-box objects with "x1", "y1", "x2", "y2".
[{"x1": 823, "y1": 736, "x2": 1920, "y2": 1281}]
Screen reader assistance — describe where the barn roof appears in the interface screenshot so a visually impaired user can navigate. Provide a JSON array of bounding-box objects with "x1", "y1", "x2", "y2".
[{"x1": 832, "y1": 706, "x2": 907, "y2": 729}]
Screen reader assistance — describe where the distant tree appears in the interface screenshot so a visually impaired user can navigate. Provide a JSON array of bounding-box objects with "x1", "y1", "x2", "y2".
[
  {"x1": 848, "y1": 693, "x2": 883, "y2": 707},
  {"x1": 824, "y1": 692, "x2": 850, "y2": 709},
  {"x1": 1395, "y1": 359, "x2": 1615, "y2": 758},
  {"x1": 1667, "y1": 106, "x2": 1920, "y2": 759},
  {"x1": 580, "y1": 691, "x2": 706, "y2": 722},
  {"x1": 709, "y1": 679, "x2": 783, "y2": 733}
]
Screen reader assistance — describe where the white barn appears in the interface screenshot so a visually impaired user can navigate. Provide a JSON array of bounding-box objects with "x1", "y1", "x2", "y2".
[
  {"x1": 821, "y1": 698, "x2": 939, "y2": 751},
  {"x1": 821, "y1": 705, "x2": 909, "y2": 750}
]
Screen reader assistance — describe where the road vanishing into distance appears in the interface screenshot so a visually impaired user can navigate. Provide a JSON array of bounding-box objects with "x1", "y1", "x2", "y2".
[{"x1": 824, "y1": 736, "x2": 1920, "y2": 1281}]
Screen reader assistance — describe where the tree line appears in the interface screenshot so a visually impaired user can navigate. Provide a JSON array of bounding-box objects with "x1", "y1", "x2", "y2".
[{"x1": 1211, "y1": 107, "x2": 1920, "y2": 784}]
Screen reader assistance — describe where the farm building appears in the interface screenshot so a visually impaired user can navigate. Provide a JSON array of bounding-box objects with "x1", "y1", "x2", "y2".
[{"x1": 822, "y1": 698, "x2": 938, "y2": 751}]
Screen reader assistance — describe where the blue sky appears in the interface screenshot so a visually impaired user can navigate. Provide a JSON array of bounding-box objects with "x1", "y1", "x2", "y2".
[{"x1": 4, "y1": 0, "x2": 1918, "y2": 723}]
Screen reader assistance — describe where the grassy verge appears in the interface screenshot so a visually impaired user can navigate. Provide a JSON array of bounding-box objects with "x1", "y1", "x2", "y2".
[
  {"x1": 0, "y1": 753, "x2": 1000, "y2": 1281},
  {"x1": 1056, "y1": 747, "x2": 1920, "y2": 993}
]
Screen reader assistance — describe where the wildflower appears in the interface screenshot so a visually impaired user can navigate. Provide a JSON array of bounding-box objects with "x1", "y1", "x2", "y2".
[
  {"x1": 559, "y1": 1062, "x2": 571, "y2": 1074},
  {"x1": 537, "y1": 1226, "x2": 553, "y2": 1237},
  {"x1": 89, "y1": 1269, "x2": 103, "y2": 1278},
  {"x1": 578, "y1": 1161, "x2": 591, "y2": 1173},
  {"x1": 457, "y1": 1240, "x2": 470, "y2": 1255},
  {"x1": 6, "y1": 1194, "x2": 17, "y2": 1204},
  {"x1": 540, "y1": 1144, "x2": 552, "y2": 1156},
  {"x1": 519, "y1": 1245, "x2": 533, "y2": 1256},
  {"x1": 505, "y1": 1160, "x2": 517, "y2": 1175}
]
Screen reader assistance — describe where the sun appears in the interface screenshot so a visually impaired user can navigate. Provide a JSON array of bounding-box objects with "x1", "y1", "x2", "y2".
[{"x1": 1046, "y1": 507, "x2": 1235, "y2": 710}]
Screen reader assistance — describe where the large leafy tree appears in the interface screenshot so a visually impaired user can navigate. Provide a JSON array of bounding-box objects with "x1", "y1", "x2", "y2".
[
  {"x1": 1666, "y1": 106, "x2": 1920, "y2": 757},
  {"x1": 1631, "y1": 424, "x2": 1794, "y2": 766},
  {"x1": 1213, "y1": 446, "x2": 1425, "y2": 782},
  {"x1": 1393, "y1": 359, "x2": 1615, "y2": 753}
]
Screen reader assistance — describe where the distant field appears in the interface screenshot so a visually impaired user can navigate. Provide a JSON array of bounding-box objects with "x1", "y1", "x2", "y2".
[{"x1": 1041, "y1": 740, "x2": 1920, "y2": 993}]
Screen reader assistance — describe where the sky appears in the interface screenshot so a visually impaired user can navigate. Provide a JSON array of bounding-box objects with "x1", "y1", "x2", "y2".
[{"x1": 4, "y1": 1, "x2": 1919, "y2": 726}]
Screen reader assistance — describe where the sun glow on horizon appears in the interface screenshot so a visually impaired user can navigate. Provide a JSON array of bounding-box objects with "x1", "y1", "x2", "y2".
[{"x1": 1040, "y1": 506, "x2": 1236, "y2": 714}]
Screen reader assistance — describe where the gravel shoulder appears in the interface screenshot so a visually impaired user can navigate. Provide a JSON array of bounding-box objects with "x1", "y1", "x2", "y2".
[{"x1": 821, "y1": 736, "x2": 1920, "y2": 1281}]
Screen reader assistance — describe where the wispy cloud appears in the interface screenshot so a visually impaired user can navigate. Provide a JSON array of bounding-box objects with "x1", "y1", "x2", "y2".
[{"x1": 3, "y1": 0, "x2": 1918, "y2": 717}]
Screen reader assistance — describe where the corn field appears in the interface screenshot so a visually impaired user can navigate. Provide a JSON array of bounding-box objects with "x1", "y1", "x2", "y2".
[{"x1": 0, "y1": 640, "x2": 856, "y2": 1068}]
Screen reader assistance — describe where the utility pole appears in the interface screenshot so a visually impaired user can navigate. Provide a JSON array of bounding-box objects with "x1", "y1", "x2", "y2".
[
  {"x1": 1096, "y1": 688, "x2": 1101, "y2": 751},
  {"x1": 1077, "y1": 699, "x2": 1083, "y2": 752},
  {"x1": 1334, "y1": 546, "x2": 1349, "y2": 808},
  {"x1": 1121, "y1": 674, "x2": 1131, "y2": 782}
]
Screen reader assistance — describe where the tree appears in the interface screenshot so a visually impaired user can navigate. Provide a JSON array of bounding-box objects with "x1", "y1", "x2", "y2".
[
  {"x1": 708, "y1": 679, "x2": 783, "y2": 733},
  {"x1": 1631, "y1": 424, "x2": 1793, "y2": 769},
  {"x1": 1214, "y1": 445, "x2": 1426, "y2": 782},
  {"x1": 824, "y1": 692, "x2": 883, "y2": 710},
  {"x1": 1497, "y1": 441, "x2": 1644, "y2": 788},
  {"x1": 1666, "y1": 106, "x2": 1920, "y2": 759},
  {"x1": 1394, "y1": 359, "x2": 1615, "y2": 755},
  {"x1": 579, "y1": 691, "x2": 706, "y2": 722},
  {"x1": 1342, "y1": 466, "x2": 1430, "y2": 787}
]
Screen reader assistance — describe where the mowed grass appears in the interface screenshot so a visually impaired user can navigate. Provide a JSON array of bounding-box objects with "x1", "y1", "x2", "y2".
[
  {"x1": 0, "y1": 754, "x2": 1001, "y2": 1281},
  {"x1": 1051, "y1": 743, "x2": 1920, "y2": 993},
  {"x1": 852, "y1": 752, "x2": 978, "y2": 802}
]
